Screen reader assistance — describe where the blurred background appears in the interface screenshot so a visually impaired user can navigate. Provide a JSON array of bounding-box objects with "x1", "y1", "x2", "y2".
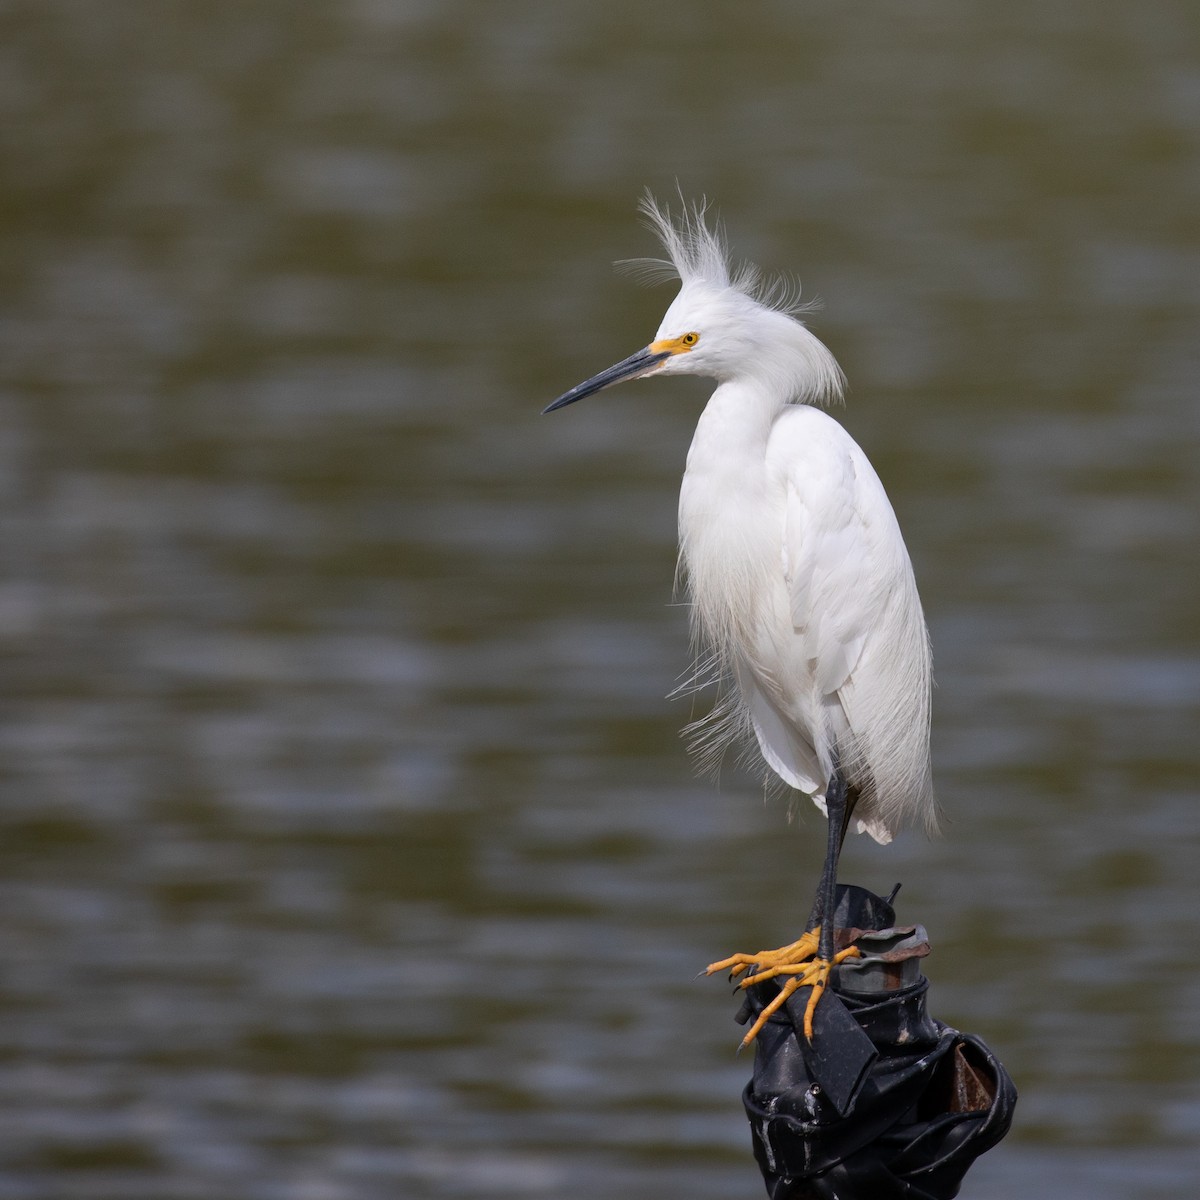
[{"x1": 1, "y1": 1, "x2": 1198, "y2": 1197}]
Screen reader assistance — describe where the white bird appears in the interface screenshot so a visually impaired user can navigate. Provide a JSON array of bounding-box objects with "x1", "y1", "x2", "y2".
[{"x1": 544, "y1": 196, "x2": 935, "y2": 1045}]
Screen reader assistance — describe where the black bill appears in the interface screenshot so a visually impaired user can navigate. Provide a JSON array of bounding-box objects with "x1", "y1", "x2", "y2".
[{"x1": 542, "y1": 345, "x2": 671, "y2": 414}]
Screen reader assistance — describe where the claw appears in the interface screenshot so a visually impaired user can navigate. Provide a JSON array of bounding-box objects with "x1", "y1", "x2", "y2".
[
  {"x1": 799, "y1": 946, "x2": 861, "y2": 1040},
  {"x1": 738, "y1": 973, "x2": 807, "y2": 1047},
  {"x1": 721, "y1": 944, "x2": 862, "y2": 1048},
  {"x1": 704, "y1": 929, "x2": 820, "y2": 981}
]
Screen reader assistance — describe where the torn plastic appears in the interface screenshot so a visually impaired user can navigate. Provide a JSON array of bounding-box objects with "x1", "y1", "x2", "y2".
[{"x1": 735, "y1": 884, "x2": 1016, "y2": 1199}]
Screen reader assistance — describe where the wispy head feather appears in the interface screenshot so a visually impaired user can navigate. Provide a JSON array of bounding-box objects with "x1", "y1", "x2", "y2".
[{"x1": 616, "y1": 190, "x2": 820, "y2": 319}]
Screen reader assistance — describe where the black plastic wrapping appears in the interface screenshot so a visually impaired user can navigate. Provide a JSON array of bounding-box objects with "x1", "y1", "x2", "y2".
[{"x1": 737, "y1": 885, "x2": 1016, "y2": 1199}]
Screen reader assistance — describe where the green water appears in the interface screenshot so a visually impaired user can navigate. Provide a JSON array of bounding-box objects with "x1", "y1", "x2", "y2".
[{"x1": 1, "y1": 2, "x2": 1198, "y2": 1196}]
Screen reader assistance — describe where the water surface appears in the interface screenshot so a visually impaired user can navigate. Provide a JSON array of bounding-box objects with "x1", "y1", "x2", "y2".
[{"x1": 1, "y1": 2, "x2": 1198, "y2": 1196}]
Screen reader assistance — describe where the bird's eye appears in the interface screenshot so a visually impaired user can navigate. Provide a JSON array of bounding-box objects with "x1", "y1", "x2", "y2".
[{"x1": 681, "y1": 332, "x2": 699, "y2": 346}]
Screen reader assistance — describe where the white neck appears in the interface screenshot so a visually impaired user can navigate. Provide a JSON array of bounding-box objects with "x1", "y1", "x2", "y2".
[
  {"x1": 677, "y1": 379, "x2": 781, "y2": 658},
  {"x1": 689, "y1": 378, "x2": 779, "y2": 464}
]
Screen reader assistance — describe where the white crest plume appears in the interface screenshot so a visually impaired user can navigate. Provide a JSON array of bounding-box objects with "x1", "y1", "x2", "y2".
[{"x1": 617, "y1": 190, "x2": 817, "y2": 319}]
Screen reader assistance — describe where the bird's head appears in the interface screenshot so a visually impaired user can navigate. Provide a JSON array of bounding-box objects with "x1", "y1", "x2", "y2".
[{"x1": 544, "y1": 194, "x2": 843, "y2": 415}]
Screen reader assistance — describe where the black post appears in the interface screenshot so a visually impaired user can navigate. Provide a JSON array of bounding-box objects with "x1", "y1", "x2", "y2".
[{"x1": 736, "y1": 884, "x2": 1016, "y2": 1199}]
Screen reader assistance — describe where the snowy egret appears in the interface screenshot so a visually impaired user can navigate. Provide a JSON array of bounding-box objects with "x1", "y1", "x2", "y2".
[{"x1": 544, "y1": 196, "x2": 935, "y2": 1045}]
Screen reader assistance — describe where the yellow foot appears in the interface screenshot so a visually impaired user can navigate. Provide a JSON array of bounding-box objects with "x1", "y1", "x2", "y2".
[
  {"x1": 706, "y1": 931, "x2": 861, "y2": 1048},
  {"x1": 704, "y1": 928, "x2": 820, "y2": 983}
]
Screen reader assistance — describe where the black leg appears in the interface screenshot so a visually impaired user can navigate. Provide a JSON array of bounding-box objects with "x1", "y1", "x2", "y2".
[
  {"x1": 707, "y1": 768, "x2": 863, "y2": 1049},
  {"x1": 808, "y1": 768, "x2": 855, "y2": 963}
]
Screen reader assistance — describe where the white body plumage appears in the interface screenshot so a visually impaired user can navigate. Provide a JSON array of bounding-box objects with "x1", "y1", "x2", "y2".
[
  {"x1": 546, "y1": 196, "x2": 935, "y2": 845},
  {"x1": 678, "y1": 382, "x2": 933, "y2": 843}
]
